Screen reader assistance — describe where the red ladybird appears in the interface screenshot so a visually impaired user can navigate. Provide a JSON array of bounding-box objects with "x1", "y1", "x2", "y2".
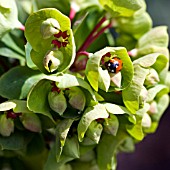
[{"x1": 105, "y1": 57, "x2": 123, "y2": 73}]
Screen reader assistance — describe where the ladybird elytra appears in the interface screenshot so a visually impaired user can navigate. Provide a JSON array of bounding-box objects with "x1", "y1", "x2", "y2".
[{"x1": 105, "y1": 57, "x2": 123, "y2": 73}]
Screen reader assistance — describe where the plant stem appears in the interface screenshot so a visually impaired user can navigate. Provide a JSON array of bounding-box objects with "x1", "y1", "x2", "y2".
[
  {"x1": 77, "y1": 16, "x2": 107, "y2": 53},
  {"x1": 86, "y1": 21, "x2": 112, "y2": 49}
]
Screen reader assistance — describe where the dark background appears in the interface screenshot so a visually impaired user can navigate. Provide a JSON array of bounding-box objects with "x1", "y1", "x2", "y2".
[{"x1": 117, "y1": 1, "x2": 170, "y2": 169}]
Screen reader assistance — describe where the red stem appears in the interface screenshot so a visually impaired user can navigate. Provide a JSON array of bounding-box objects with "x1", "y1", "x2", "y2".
[
  {"x1": 86, "y1": 21, "x2": 112, "y2": 49},
  {"x1": 77, "y1": 16, "x2": 107, "y2": 53},
  {"x1": 76, "y1": 51, "x2": 89, "y2": 57}
]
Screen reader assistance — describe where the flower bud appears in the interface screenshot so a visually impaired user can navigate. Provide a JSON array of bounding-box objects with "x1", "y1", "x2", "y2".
[
  {"x1": 43, "y1": 50, "x2": 63, "y2": 72},
  {"x1": 139, "y1": 86, "x2": 148, "y2": 106},
  {"x1": 144, "y1": 68, "x2": 160, "y2": 87},
  {"x1": 148, "y1": 101, "x2": 158, "y2": 115},
  {"x1": 48, "y1": 91, "x2": 67, "y2": 115},
  {"x1": 0, "y1": 114, "x2": 14, "y2": 136},
  {"x1": 20, "y1": 112, "x2": 42, "y2": 133},
  {"x1": 142, "y1": 113, "x2": 151, "y2": 128},
  {"x1": 40, "y1": 18, "x2": 60, "y2": 39},
  {"x1": 66, "y1": 87, "x2": 86, "y2": 111}
]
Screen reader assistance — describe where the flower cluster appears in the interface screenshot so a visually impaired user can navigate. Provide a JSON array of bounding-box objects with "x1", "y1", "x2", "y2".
[{"x1": 0, "y1": 1, "x2": 169, "y2": 170}]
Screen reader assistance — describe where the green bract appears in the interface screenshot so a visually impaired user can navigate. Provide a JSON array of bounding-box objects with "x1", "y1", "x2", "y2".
[
  {"x1": 85, "y1": 47, "x2": 133, "y2": 91},
  {"x1": 99, "y1": 0, "x2": 146, "y2": 17},
  {"x1": 25, "y1": 8, "x2": 76, "y2": 74},
  {"x1": 0, "y1": 0, "x2": 21, "y2": 38}
]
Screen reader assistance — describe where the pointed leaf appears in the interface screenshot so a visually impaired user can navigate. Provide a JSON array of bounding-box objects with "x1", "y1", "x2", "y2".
[
  {"x1": 77, "y1": 103, "x2": 109, "y2": 142},
  {"x1": 86, "y1": 121, "x2": 103, "y2": 144},
  {"x1": 99, "y1": 0, "x2": 145, "y2": 17},
  {"x1": 103, "y1": 114, "x2": 119, "y2": 136},
  {"x1": 0, "y1": 66, "x2": 43, "y2": 99},
  {"x1": 122, "y1": 65, "x2": 149, "y2": 114},
  {"x1": 97, "y1": 131, "x2": 127, "y2": 170},
  {"x1": 0, "y1": 0, "x2": 21, "y2": 38},
  {"x1": 63, "y1": 136, "x2": 80, "y2": 159},
  {"x1": 27, "y1": 79, "x2": 55, "y2": 122},
  {"x1": 55, "y1": 119, "x2": 74, "y2": 161},
  {"x1": 0, "y1": 131, "x2": 33, "y2": 150}
]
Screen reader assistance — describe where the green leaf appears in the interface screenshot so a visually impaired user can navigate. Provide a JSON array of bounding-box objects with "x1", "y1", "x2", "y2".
[
  {"x1": 1, "y1": 33, "x2": 25, "y2": 56},
  {"x1": 133, "y1": 53, "x2": 168, "y2": 73},
  {"x1": 122, "y1": 65, "x2": 149, "y2": 114},
  {"x1": 146, "y1": 84, "x2": 169, "y2": 103},
  {"x1": 118, "y1": 137, "x2": 135, "y2": 153},
  {"x1": 0, "y1": 66, "x2": 43, "y2": 99},
  {"x1": 0, "y1": 131, "x2": 32, "y2": 150},
  {"x1": 44, "y1": 142, "x2": 73, "y2": 170},
  {"x1": 26, "y1": 134, "x2": 45, "y2": 155},
  {"x1": 133, "y1": 53, "x2": 169, "y2": 84},
  {"x1": 0, "y1": 0, "x2": 21, "y2": 38},
  {"x1": 97, "y1": 131, "x2": 127, "y2": 170},
  {"x1": 57, "y1": 74, "x2": 96, "y2": 100},
  {"x1": 63, "y1": 136, "x2": 80, "y2": 159},
  {"x1": 27, "y1": 79, "x2": 55, "y2": 122},
  {"x1": 116, "y1": 11, "x2": 152, "y2": 39},
  {"x1": 126, "y1": 117, "x2": 144, "y2": 141},
  {"x1": 35, "y1": 0, "x2": 71, "y2": 16},
  {"x1": 85, "y1": 47, "x2": 134, "y2": 91},
  {"x1": 25, "y1": 42, "x2": 38, "y2": 70},
  {"x1": 13, "y1": 100, "x2": 32, "y2": 114},
  {"x1": 0, "y1": 47, "x2": 25, "y2": 62},
  {"x1": 103, "y1": 114, "x2": 119, "y2": 136},
  {"x1": 86, "y1": 121, "x2": 103, "y2": 144},
  {"x1": 99, "y1": 0, "x2": 145, "y2": 17},
  {"x1": 55, "y1": 119, "x2": 74, "y2": 161},
  {"x1": 77, "y1": 103, "x2": 109, "y2": 142},
  {"x1": 73, "y1": 7, "x2": 103, "y2": 50},
  {"x1": 136, "y1": 26, "x2": 169, "y2": 57},
  {"x1": 116, "y1": 33, "x2": 137, "y2": 51},
  {"x1": 98, "y1": 89, "x2": 123, "y2": 105},
  {"x1": 104, "y1": 103, "x2": 131, "y2": 115},
  {"x1": 152, "y1": 94, "x2": 169, "y2": 122}
]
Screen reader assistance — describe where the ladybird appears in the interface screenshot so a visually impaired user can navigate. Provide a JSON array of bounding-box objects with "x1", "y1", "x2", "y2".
[{"x1": 105, "y1": 57, "x2": 123, "y2": 73}]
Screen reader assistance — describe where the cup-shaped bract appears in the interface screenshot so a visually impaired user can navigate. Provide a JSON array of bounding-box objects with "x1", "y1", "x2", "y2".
[
  {"x1": 25, "y1": 8, "x2": 76, "y2": 74},
  {"x1": 85, "y1": 47, "x2": 133, "y2": 92}
]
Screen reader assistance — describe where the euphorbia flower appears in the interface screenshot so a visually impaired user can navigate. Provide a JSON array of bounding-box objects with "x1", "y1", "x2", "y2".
[{"x1": 52, "y1": 30, "x2": 69, "y2": 48}]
